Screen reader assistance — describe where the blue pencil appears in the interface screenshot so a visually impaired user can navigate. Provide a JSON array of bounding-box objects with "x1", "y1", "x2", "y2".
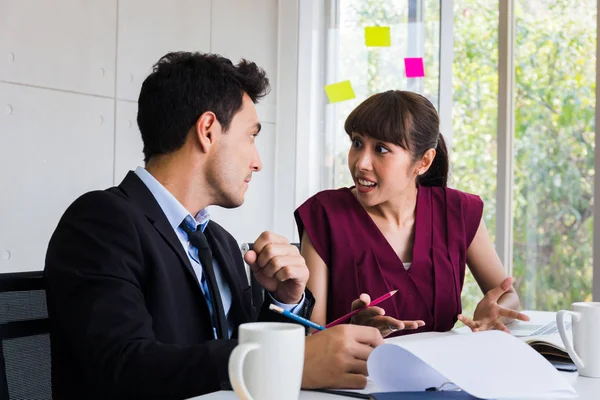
[{"x1": 269, "y1": 304, "x2": 326, "y2": 331}]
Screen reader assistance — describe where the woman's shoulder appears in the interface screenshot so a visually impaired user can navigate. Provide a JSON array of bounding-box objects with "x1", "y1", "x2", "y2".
[
  {"x1": 294, "y1": 188, "x2": 358, "y2": 260},
  {"x1": 427, "y1": 186, "x2": 483, "y2": 207},
  {"x1": 425, "y1": 187, "x2": 484, "y2": 246},
  {"x1": 300, "y1": 187, "x2": 355, "y2": 207}
]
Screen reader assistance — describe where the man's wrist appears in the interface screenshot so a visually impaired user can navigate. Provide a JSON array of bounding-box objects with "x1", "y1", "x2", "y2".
[
  {"x1": 264, "y1": 288, "x2": 315, "y2": 331},
  {"x1": 269, "y1": 292, "x2": 305, "y2": 313}
]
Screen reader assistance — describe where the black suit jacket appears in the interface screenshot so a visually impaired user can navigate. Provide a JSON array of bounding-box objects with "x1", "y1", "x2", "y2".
[{"x1": 44, "y1": 172, "x2": 314, "y2": 400}]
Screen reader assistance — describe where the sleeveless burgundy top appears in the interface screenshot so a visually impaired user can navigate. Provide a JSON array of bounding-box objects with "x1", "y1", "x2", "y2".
[{"x1": 294, "y1": 186, "x2": 483, "y2": 334}]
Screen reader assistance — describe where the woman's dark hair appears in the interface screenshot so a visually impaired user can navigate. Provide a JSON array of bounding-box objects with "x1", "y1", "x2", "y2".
[
  {"x1": 137, "y1": 51, "x2": 270, "y2": 162},
  {"x1": 344, "y1": 90, "x2": 448, "y2": 187}
]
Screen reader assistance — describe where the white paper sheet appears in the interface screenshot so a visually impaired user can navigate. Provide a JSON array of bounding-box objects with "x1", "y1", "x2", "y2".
[{"x1": 367, "y1": 330, "x2": 577, "y2": 399}]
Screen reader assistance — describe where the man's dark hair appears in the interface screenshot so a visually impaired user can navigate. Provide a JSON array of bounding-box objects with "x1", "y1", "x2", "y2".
[{"x1": 137, "y1": 51, "x2": 270, "y2": 162}]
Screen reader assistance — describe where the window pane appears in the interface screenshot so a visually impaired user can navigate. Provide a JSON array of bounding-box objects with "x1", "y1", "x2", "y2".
[
  {"x1": 329, "y1": 0, "x2": 441, "y2": 188},
  {"x1": 513, "y1": 0, "x2": 596, "y2": 310},
  {"x1": 452, "y1": 0, "x2": 499, "y2": 318}
]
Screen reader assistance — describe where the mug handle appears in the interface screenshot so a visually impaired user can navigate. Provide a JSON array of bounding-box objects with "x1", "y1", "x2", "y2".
[
  {"x1": 557, "y1": 310, "x2": 584, "y2": 369},
  {"x1": 228, "y1": 342, "x2": 260, "y2": 400}
]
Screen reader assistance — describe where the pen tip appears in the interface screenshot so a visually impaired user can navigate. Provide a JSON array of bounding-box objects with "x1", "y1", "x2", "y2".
[
  {"x1": 269, "y1": 304, "x2": 284, "y2": 313},
  {"x1": 391, "y1": 289, "x2": 398, "y2": 295}
]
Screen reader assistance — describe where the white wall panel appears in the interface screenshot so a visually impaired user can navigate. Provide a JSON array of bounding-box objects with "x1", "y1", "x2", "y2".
[
  {"x1": 0, "y1": 83, "x2": 114, "y2": 272},
  {"x1": 0, "y1": 0, "x2": 116, "y2": 97},
  {"x1": 208, "y1": 123, "x2": 276, "y2": 243},
  {"x1": 114, "y1": 100, "x2": 144, "y2": 183},
  {"x1": 1, "y1": 0, "x2": 283, "y2": 272},
  {"x1": 211, "y1": 0, "x2": 278, "y2": 123},
  {"x1": 116, "y1": 0, "x2": 212, "y2": 101}
]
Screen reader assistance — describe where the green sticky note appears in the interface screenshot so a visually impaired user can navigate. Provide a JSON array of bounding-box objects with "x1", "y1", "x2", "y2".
[
  {"x1": 324, "y1": 80, "x2": 356, "y2": 103},
  {"x1": 364, "y1": 26, "x2": 391, "y2": 47}
]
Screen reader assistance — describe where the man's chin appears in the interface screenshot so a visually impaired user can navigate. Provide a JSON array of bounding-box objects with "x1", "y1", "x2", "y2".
[{"x1": 219, "y1": 196, "x2": 245, "y2": 209}]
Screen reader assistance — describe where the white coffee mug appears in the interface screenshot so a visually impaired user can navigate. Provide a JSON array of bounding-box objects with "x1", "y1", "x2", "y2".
[
  {"x1": 557, "y1": 302, "x2": 600, "y2": 378},
  {"x1": 228, "y1": 322, "x2": 305, "y2": 400}
]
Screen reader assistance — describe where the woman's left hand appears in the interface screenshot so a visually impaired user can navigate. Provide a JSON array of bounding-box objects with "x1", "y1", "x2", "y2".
[
  {"x1": 457, "y1": 277, "x2": 530, "y2": 333},
  {"x1": 350, "y1": 294, "x2": 425, "y2": 337}
]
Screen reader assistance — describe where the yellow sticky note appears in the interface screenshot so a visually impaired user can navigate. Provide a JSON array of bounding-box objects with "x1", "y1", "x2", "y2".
[
  {"x1": 324, "y1": 80, "x2": 356, "y2": 103},
  {"x1": 364, "y1": 26, "x2": 391, "y2": 47}
]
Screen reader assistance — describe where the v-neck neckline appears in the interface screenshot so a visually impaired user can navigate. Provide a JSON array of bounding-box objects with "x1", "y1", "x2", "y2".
[{"x1": 343, "y1": 186, "x2": 422, "y2": 270}]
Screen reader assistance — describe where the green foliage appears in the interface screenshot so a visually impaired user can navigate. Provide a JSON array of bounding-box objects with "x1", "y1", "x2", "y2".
[
  {"x1": 452, "y1": 0, "x2": 500, "y2": 321},
  {"x1": 454, "y1": 0, "x2": 595, "y2": 315}
]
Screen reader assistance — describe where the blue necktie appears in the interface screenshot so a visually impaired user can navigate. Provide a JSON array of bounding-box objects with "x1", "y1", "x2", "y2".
[{"x1": 180, "y1": 222, "x2": 228, "y2": 339}]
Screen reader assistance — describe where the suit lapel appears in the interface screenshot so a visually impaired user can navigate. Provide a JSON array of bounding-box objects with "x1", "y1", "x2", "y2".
[
  {"x1": 119, "y1": 171, "x2": 253, "y2": 332},
  {"x1": 118, "y1": 172, "x2": 201, "y2": 288}
]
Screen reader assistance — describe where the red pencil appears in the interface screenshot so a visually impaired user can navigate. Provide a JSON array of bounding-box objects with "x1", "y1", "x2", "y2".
[{"x1": 324, "y1": 289, "x2": 399, "y2": 329}]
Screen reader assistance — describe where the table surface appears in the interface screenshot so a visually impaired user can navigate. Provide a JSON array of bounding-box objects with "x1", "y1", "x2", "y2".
[{"x1": 193, "y1": 311, "x2": 599, "y2": 400}]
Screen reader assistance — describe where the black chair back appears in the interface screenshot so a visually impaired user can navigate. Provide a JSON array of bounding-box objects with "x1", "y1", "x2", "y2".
[{"x1": 0, "y1": 271, "x2": 51, "y2": 400}]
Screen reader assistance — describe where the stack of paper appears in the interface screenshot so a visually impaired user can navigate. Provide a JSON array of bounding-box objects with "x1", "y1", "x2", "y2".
[{"x1": 367, "y1": 330, "x2": 577, "y2": 399}]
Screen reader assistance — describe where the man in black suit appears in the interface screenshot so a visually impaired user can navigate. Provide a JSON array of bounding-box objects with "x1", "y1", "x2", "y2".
[{"x1": 44, "y1": 52, "x2": 383, "y2": 400}]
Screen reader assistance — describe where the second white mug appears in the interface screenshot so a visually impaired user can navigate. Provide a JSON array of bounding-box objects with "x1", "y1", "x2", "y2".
[
  {"x1": 228, "y1": 322, "x2": 305, "y2": 400},
  {"x1": 557, "y1": 302, "x2": 600, "y2": 378}
]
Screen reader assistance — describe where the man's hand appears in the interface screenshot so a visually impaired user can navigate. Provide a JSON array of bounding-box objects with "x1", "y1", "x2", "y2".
[
  {"x1": 350, "y1": 294, "x2": 425, "y2": 337},
  {"x1": 457, "y1": 277, "x2": 530, "y2": 333},
  {"x1": 244, "y1": 231, "x2": 308, "y2": 304},
  {"x1": 302, "y1": 325, "x2": 384, "y2": 389}
]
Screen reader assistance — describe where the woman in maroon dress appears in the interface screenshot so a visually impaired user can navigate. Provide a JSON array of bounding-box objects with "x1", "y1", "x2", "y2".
[{"x1": 295, "y1": 90, "x2": 529, "y2": 337}]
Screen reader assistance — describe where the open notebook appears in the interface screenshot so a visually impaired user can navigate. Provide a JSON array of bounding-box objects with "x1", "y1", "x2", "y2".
[
  {"x1": 507, "y1": 315, "x2": 575, "y2": 368},
  {"x1": 366, "y1": 331, "x2": 577, "y2": 399}
]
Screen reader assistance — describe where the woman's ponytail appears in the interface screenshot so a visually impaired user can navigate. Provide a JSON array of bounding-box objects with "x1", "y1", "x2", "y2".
[{"x1": 417, "y1": 133, "x2": 449, "y2": 187}]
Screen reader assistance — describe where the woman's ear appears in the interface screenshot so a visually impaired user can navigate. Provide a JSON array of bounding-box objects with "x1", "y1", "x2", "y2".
[
  {"x1": 194, "y1": 112, "x2": 219, "y2": 153},
  {"x1": 416, "y1": 148, "x2": 437, "y2": 175}
]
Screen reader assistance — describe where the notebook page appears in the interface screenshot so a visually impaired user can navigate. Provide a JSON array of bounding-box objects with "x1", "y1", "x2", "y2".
[{"x1": 367, "y1": 330, "x2": 577, "y2": 399}]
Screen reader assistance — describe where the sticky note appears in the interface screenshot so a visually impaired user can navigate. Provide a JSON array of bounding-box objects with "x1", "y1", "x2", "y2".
[
  {"x1": 324, "y1": 80, "x2": 356, "y2": 103},
  {"x1": 364, "y1": 26, "x2": 391, "y2": 47},
  {"x1": 404, "y1": 57, "x2": 425, "y2": 78}
]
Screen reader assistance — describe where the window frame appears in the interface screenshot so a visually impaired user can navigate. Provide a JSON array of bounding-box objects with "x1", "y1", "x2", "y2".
[
  {"x1": 496, "y1": 0, "x2": 516, "y2": 275},
  {"x1": 594, "y1": 0, "x2": 600, "y2": 302}
]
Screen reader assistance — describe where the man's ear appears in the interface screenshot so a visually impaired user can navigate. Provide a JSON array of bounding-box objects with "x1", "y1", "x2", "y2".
[
  {"x1": 194, "y1": 112, "x2": 220, "y2": 153},
  {"x1": 416, "y1": 148, "x2": 437, "y2": 175}
]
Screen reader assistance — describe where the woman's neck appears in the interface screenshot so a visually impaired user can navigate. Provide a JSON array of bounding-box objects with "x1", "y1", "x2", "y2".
[{"x1": 367, "y1": 184, "x2": 418, "y2": 229}]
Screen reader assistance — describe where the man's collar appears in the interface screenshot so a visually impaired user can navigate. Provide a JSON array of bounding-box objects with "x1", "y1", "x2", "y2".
[{"x1": 134, "y1": 166, "x2": 211, "y2": 231}]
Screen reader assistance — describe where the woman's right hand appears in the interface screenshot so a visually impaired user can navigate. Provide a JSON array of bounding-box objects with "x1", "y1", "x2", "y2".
[{"x1": 350, "y1": 293, "x2": 425, "y2": 337}]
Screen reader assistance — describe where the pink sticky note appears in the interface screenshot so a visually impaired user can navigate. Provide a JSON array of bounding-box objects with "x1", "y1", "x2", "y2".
[{"x1": 404, "y1": 57, "x2": 425, "y2": 78}]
